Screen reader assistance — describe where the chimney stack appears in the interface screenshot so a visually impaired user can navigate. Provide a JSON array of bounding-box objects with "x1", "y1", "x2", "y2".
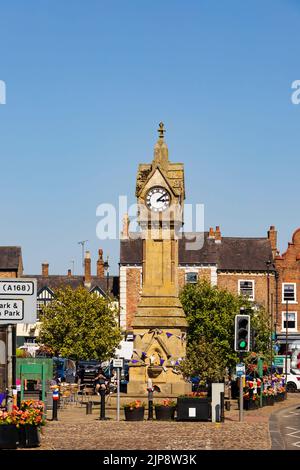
[
  {"x1": 215, "y1": 226, "x2": 222, "y2": 243},
  {"x1": 268, "y1": 225, "x2": 277, "y2": 259},
  {"x1": 208, "y1": 227, "x2": 215, "y2": 239},
  {"x1": 42, "y1": 263, "x2": 49, "y2": 277},
  {"x1": 97, "y1": 249, "x2": 105, "y2": 278},
  {"x1": 121, "y1": 213, "x2": 129, "y2": 239},
  {"x1": 84, "y1": 251, "x2": 91, "y2": 287},
  {"x1": 67, "y1": 269, "x2": 72, "y2": 277}
]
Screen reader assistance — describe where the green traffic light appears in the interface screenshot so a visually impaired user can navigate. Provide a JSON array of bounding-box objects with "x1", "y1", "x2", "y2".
[{"x1": 239, "y1": 340, "x2": 247, "y2": 349}]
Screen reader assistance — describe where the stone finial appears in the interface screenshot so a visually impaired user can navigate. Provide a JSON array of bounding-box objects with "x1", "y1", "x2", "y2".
[
  {"x1": 158, "y1": 122, "x2": 166, "y2": 139},
  {"x1": 153, "y1": 122, "x2": 168, "y2": 170}
]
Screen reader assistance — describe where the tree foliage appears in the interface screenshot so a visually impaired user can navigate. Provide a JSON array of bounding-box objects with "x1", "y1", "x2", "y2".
[
  {"x1": 38, "y1": 286, "x2": 122, "y2": 361},
  {"x1": 179, "y1": 280, "x2": 270, "y2": 381}
]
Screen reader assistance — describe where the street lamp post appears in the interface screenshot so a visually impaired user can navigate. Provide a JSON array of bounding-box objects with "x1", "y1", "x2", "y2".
[{"x1": 104, "y1": 256, "x2": 109, "y2": 295}]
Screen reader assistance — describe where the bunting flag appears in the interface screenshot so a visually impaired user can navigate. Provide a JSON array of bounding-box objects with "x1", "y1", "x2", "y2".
[
  {"x1": 162, "y1": 365, "x2": 168, "y2": 372},
  {"x1": 160, "y1": 359, "x2": 165, "y2": 365},
  {"x1": 141, "y1": 352, "x2": 147, "y2": 358},
  {"x1": 175, "y1": 361, "x2": 179, "y2": 366},
  {"x1": 134, "y1": 333, "x2": 146, "y2": 339},
  {"x1": 148, "y1": 328, "x2": 163, "y2": 335},
  {"x1": 131, "y1": 359, "x2": 139, "y2": 364},
  {"x1": 166, "y1": 332, "x2": 173, "y2": 338}
]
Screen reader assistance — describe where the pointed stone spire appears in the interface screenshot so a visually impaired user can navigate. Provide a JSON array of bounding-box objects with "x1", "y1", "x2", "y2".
[{"x1": 153, "y1": 122, "x2": 169, "y2": 171}]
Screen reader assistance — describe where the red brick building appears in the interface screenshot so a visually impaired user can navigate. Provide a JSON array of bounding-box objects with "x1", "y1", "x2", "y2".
[{"x1": 275, "y1": 228, "x2": 300, "y2": 357}]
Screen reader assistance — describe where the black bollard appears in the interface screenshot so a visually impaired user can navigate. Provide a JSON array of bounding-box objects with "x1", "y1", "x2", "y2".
[
  {"x1": 220, "y1": 392, "x2": 225, "y2": 422},
  {"x1": 99, "y1": 388, "x2": 106, "y2": 420},
  {"x1": 52, "y1": 399, "x2": 58, "y2": 421},
  {"x1": 148, "y1": 389, "x2": 153, "y2": 420},
  {"x1": 86, "y1": 401, "x2": 92, "y2": 415},
  {"x1": 225, "y1": 400, "x2": 231, "y2": 411}
]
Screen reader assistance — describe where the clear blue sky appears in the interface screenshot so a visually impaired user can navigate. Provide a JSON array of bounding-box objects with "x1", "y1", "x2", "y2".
[{"x1": 0, "y1": 0, "x2": 300, "y2": 276}]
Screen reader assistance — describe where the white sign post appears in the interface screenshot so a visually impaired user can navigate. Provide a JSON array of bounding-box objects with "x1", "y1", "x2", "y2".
[
  {"x1": 0, "y1": 278, "x2": 37, "y2": 411},
  {"x1": 113, "y1": 358, "x2": 123, "y2": 421},
  {"x1": 236, "y1": 363, "x2": 245, "y2": 377},
  {"x1": 0, "y1": 279, "x2": 37, "y2": 324}
]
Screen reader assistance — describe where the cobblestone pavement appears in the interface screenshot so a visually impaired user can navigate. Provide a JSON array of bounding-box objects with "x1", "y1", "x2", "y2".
[{"x1": 35, "y1": 394, "x2": 300, "y2": 450}]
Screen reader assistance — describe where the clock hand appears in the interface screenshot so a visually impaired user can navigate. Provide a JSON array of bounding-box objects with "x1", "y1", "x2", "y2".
[{"x1": 156, "y1": 194, "x2": 167, "y2": 202}]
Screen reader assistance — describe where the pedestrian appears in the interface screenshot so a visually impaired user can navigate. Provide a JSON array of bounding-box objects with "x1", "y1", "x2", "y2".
[{"x1": 94, "y1": 367, "x2": 107, "y2": 395}]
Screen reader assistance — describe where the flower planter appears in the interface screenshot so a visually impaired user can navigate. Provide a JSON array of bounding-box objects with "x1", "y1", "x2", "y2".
[
  {"x1": 18, "y1": 425, "x2": 41, "y2": 448},
  {"x1": 266, "y1": 395, "x2": 274, "y2": 406},
  {"x1": 275, "y1": 392, "x2": 285, "y2": 402},
  {"x1": 155, "y1": 406, "x2": 175, "y2": 421},
  {"x1": 243, "y1": 399, "x2": 259, "y2": 410},
  {"x1": 177, "y1": 397, "x2": 211, "y2": 421},
  {"x1": 0, "y1": 424, "x2": 19, "y2": 449},
  {"x1": 124, "y1": 407, "x2": 145, "y2": 421}
]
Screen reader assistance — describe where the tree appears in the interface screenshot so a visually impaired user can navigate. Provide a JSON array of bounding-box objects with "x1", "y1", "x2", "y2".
[
  {"x1": 38, "y1": 286, "x2": 122, "y2": 361},
  {"x1": 179, "y1": 280, "x2": 270, "y2": 381}
]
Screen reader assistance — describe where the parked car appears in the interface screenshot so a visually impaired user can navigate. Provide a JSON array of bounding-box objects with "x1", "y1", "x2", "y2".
[
  {"x1": 76, "y1": 360, "x2": 101, "y2": 385},
  {"x1": 286, "y1": 371, "x2": 300, "y2": 392},
  {"x1": 53, "y1": 357, "x2": 76, "y2": 383}
]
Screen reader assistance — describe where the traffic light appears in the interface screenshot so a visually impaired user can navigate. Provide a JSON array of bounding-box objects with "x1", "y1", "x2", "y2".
[{"x1": 234, "y1": 313, "x2": 250, "y2": 352}]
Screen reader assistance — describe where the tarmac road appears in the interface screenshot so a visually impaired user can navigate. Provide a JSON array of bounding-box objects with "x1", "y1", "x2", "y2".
[{"x1": 270, "y1": 398, "x2": 300, "y2": 450}]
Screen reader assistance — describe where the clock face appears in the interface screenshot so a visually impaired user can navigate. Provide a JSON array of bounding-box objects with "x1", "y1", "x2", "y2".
[{"x1": 146, "y1": 187, "x2": 170, "y2": 212}]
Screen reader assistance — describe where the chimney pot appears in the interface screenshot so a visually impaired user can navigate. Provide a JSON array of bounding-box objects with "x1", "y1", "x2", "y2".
[
  {"x1": 215, "y1": 226, "x2": 222, "y2": 242},
  {"x1": 67, "y1": 269, "x2": 72, "y2": 277},
  {"x1": 97, "y1": 248, "x2": 105, "y2": 278},
  {"x1": 208, "y1": 227, "x2": 215, "y2": 239}
]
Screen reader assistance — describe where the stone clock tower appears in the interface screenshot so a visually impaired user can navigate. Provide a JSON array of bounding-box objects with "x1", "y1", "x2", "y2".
[{"x1": 128, "y1": 123, "x2": 191, "y2": 396}]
